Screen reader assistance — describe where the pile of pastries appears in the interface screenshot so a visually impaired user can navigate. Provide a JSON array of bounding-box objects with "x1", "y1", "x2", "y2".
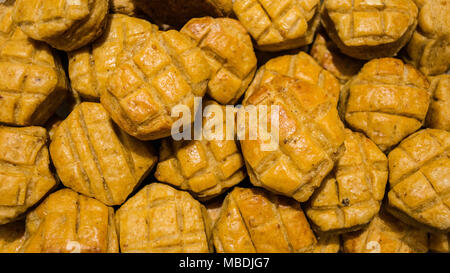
[{"x1": 0, "y1": 0, "x2": 448, "y2": 253}]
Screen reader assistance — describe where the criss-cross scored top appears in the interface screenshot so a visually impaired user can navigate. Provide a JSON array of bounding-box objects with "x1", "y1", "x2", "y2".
[
  {"x1": 156, "y1": 137, "x2": 246, "y2": 200},
  {"x1": 0, "y1": 4, "x2": 67, "y2": 126},
  {"x1": 50, "y1": 102, "x2": 157, "y2": 206},
  {"x1": 69, "y1": 14, "x2": 158, "y2": 100},
  {"x1": 426, "y1": 75, "x2": 450, "y2": 130},
  {"x1": 341, "y1": 58, "x2": 430, "y2": 152},
  {"x1": 14, "y1": 0, "x2": 90, "y2": 39},
  {"x1": 306, "y1": 129, "x2": 388, "y2": 232},
  {"x1": 13, "y1": 0, "x2": 109, "y2": 51},
  {"x1": 242, "y1": 75, "x2": 345, "y2": 202},
  {"x1": 233, "y1": 0, "x2": 320, "y2": 49},
  {"x1": 103, "y1": 30, "x2": 210, "y2": 140},
  {"x1": 181, "y1": 17, "x2": 257, "y2": 104},
  {"x1": 116, "y1": 183, "x2": 212, "y2": 253},
  {"x1": 213, "y1": 187, "x2": 317, "y2": 253},
  {"x1": 388, "y1": 129, "x2": 450, "y2": 232},
  {"x1": 324, "y1": 0, "x2": 418, "y2": 46},
  {"x1": 0, "y1": 126, "x2": 56, "y2": 225},
  {"x1": 343, "y1": 211, "x2": 429, "y2": 253},
  {"x1": 406, "y1": 0, "x2": 450, "y2": 75},
  {"x1": 20, "y1": 189, "x2": 118, "y2": 253},
  {"x1": 245, "y1": 51, "x2": 341, "y2": 106}
]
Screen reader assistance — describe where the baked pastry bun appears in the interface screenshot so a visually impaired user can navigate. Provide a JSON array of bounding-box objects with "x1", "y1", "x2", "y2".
[
  {"x1": 306, "y1": 129, "x2": 388, "y2": 233},
  {"x1": 135, "y1": 0, "x2": 233, "y2": 28},
  {"x1": 50, "y1": 102, "x2": 158, "y2": 206},
  {"x1": 155, "y1": 101, "x2": 246, "y2": 200},
  {"x1": 102, "y1": 29, "x2": 211, "y2": 140},
  {"x1": 13, "y1": 0, "x2": 109, "y2": 52},
  {"x1": 233, "y1": 0, "x2": 321, "y2": 51},
  {"x1": 241, "y1": 75, "x2": 345, "y2": 202},
  {"x1": 244, "y1": 51, "x2": 341, "y2": 106},
  {"x1": 339, "y1": 58, "x2": 430, "y2": 152},
  {"x1": 115, "y1": 183, "x2": 213, "y2": 253},
  {"x1": 213, "y1": 187, "x2": 317, "y2": 253},
  {"x1": 181, "y1": 17, "x2": 257, "y2": 105},
  {"x1": 342, "y1": 210, "x2": 429, "y2": 253},
  {"x1": 310, "y1": 31, "x2": 364, "y2": 83},
  {"x1": 387, "y1": 129, "x2": 450, "y2": 232},
  {"x1": 425, "y1": 75, "x2": 450, "y2": 131},
  {"x1": 321, "y1": 0, "x2": 418, "y2": 59},
  {"x1": 406, "y1": 0, "x2": 450, "y2": 75},
  {"x1": 0, "y1": 1, "x2": 68, "y2": 126},
  {"x1": 0, "y1": 126, "x2": 57, "y2": 225},
  {"x1": 19, "y1": 189, "x2": 119, "y2": 253},
  {"x1": 69, "y1": 14, "x2": 158, "y2": 100}
]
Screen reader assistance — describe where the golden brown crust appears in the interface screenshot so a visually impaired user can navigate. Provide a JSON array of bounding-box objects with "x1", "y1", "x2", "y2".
[
  {"x1": 181, "y1": 17, "x2": 257, "y2": 104},
  {"x1": 102, "y1": 29, "x2": 211, "y2": 140},
  {"x1": 387, "y1": 129, "x2": 450, "y2": 232},
  {"x1": 310, "y1": 31, "x2": 365, "y2": 83},
  {"x1": 19, "y1": 189, "x2": 118, "y2": 253},
  {"x1": 50, "y1": 102, "x2": 158, "y2": 206},
  {"x1": 135, "y1": 0, "x2": 233, "y2": 28},
  {"x1": 0, "y1": 126, "x2": 57, "y2": 225},
  {"x1": 322, "y1": 0, "x2": 418, "y2": 60},
  {"x1": 406, "y1": 0, "x2": 450, "y2": 75},
  {"x1": 213, "y1": 187, "x2": 317, "y2": 253},
  {"x1": 69, "y1": 14, "x2": 158, "y2": 100},
  {"x1": 241, "y1": 75, "x2": 345, "y2": 202},
  {"x1": 116, "y1": 183, "x2": 213, "y2": 253},
  {"x1": 0, "y1": 220, "x2": 26, "y2": 253},
  {"x1": 13, "y1": 0, "x2": 109, "y2": 51},
  {"x1": 306, "y1": 129, "x2": 388, "y2": 233},
  {"x1": 233, "y1": 0, "x2": 321, "y2": 51},
  {"x1": 156, "y1": 139, "x2": 243, "y2": 195},
  {"x1": 339, "y1": 58, "x2": 430, "y2": 152},
  {"x1": 0, "y1": 1, "x2": 68, "y2": 126},
  {"x1": 244, "y1": 51, "x2": 341, "y2": 106},
  {"x1": 155, "y1": 100, "x2": 246, "y2": 200},
  {"x1": 342, "y1": 210, "x2": 429, "y2": 253},
  {"x1": 425, "y1": 75, "x2": 450, "y2": 131},
  {"x1": 429, "y1": 232, "x2": 450, "y2": 252}
]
